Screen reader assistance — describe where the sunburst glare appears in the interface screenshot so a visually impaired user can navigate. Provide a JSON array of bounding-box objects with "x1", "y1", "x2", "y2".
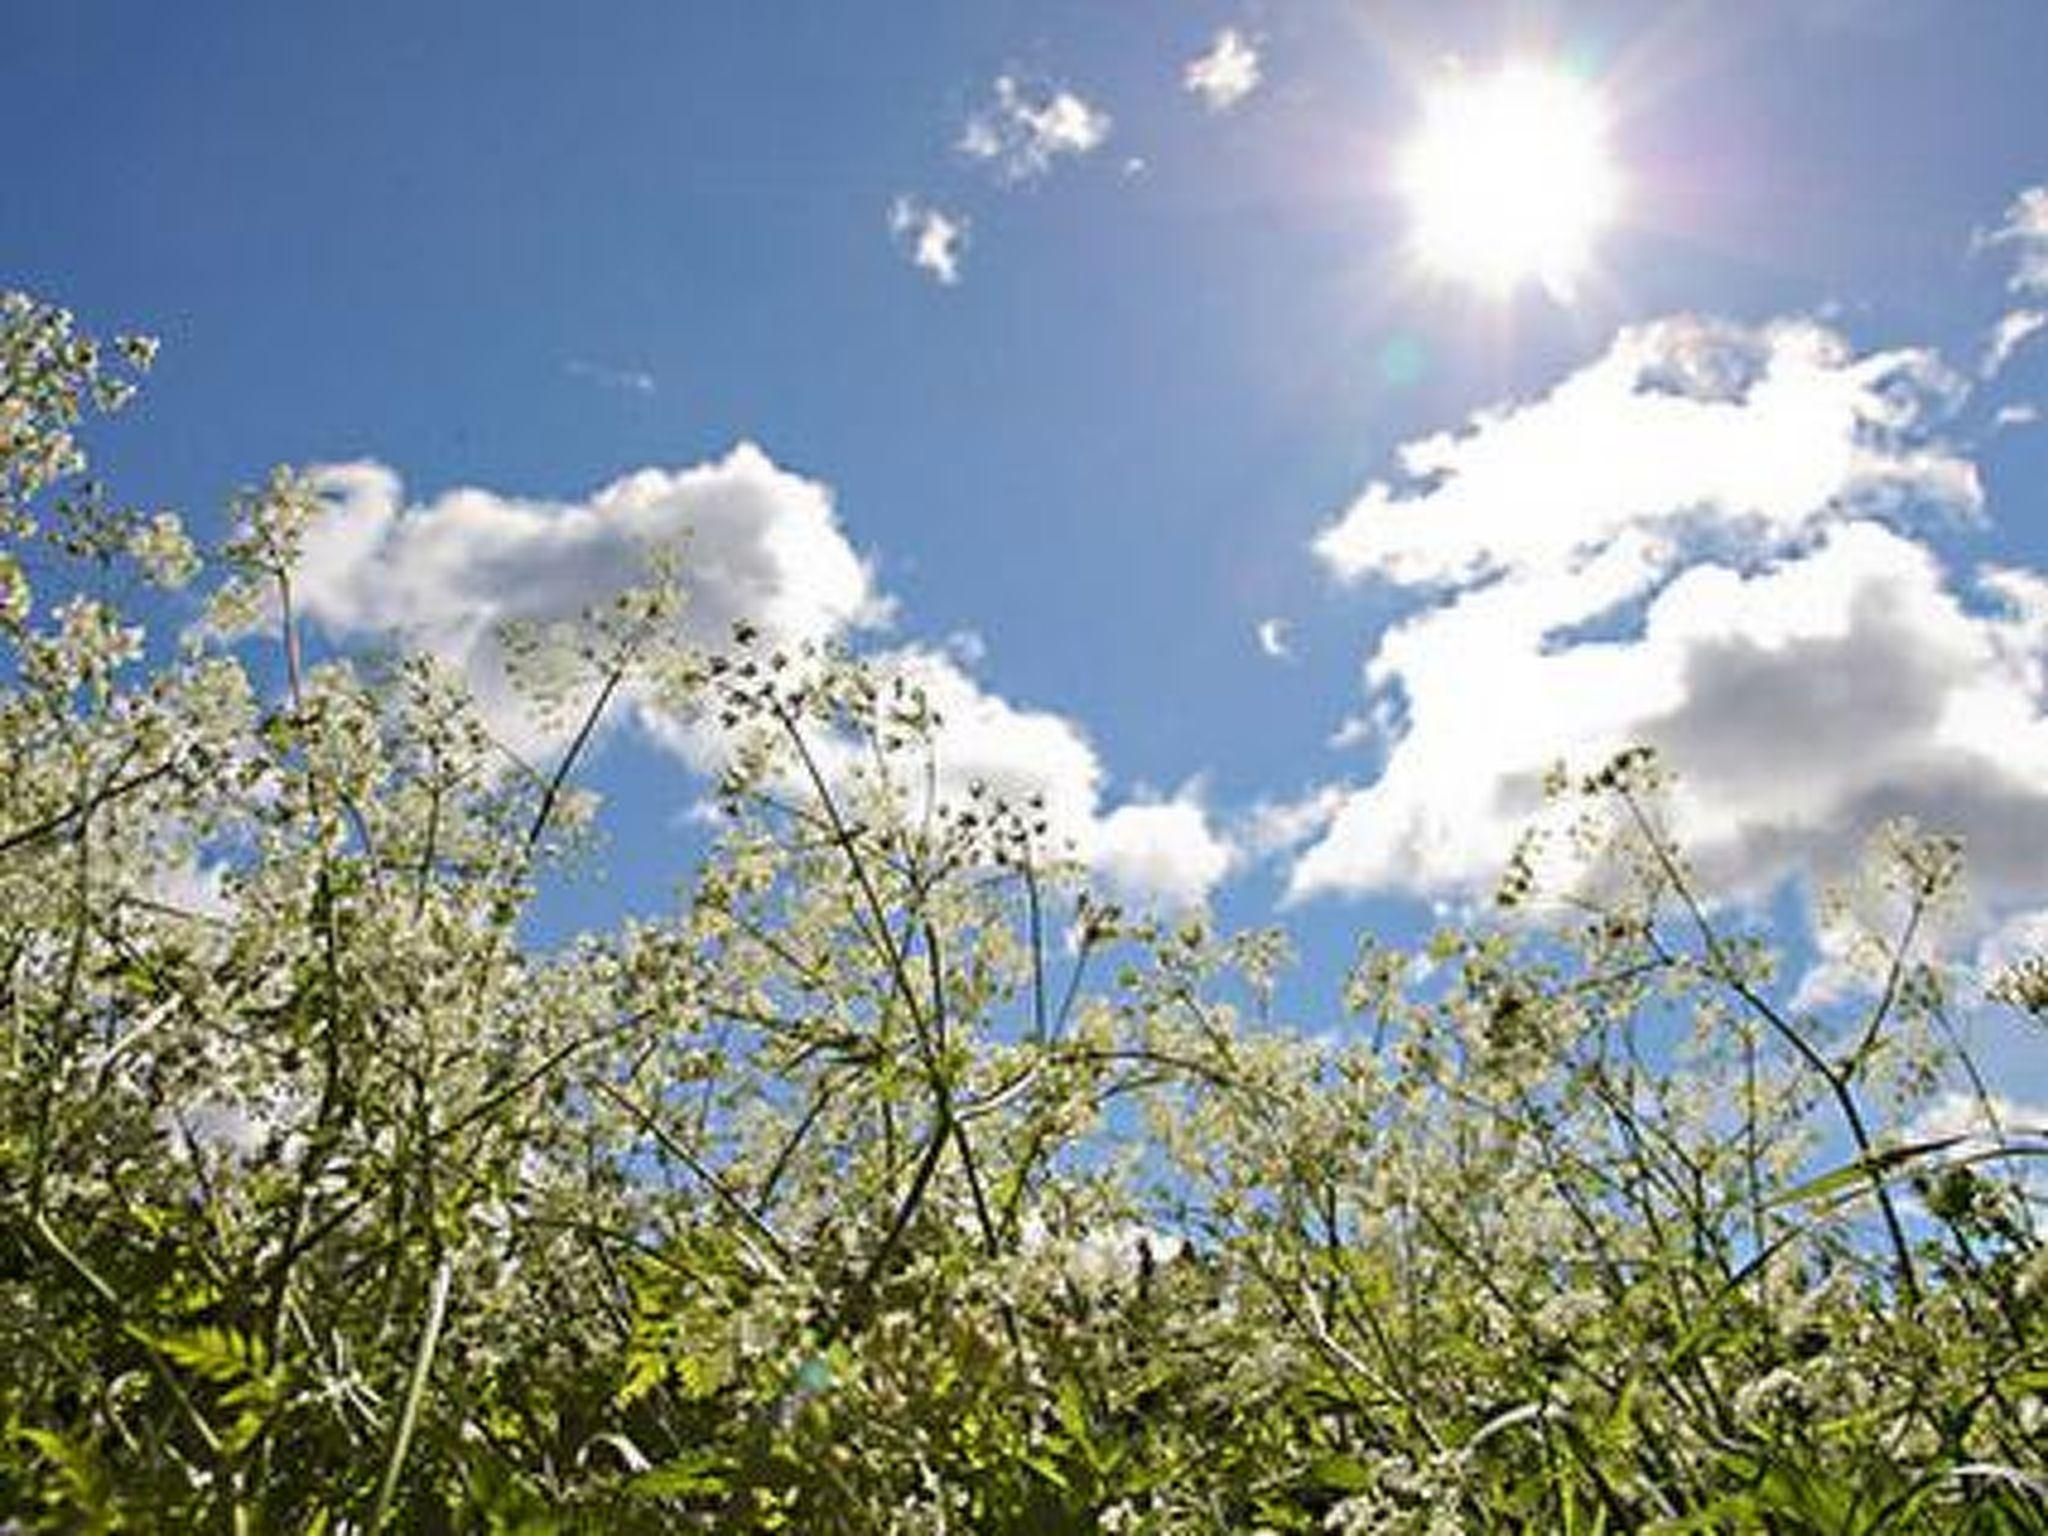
[{"x1": 1398, "y1": 61, "x2": 1621, "y2": 302}]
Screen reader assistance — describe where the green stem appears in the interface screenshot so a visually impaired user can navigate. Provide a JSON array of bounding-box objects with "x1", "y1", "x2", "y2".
[{"x1": 368, "y1": 1256, "x2": 453, "y2": 1534}]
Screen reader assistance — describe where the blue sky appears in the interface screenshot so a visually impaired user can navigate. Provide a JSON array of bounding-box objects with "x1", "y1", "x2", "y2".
[{"x1": 8, "y1": 1, "x2": 2048, "y2": 1112}]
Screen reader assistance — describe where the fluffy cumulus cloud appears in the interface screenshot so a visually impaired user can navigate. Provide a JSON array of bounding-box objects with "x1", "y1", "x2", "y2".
[
  {"x1": 1292, "y1": 314, "x2": 2048, "y2": 922},
  {"x1": 1312, "y1": 316, "x2": 1977, "y2": 588},
  {"x1": 650, "y1": 642, "x2": 1234, "y2": 912},
  {"x1": 1090, "y1": 793, "x2": 1237, "y2": 911},
  {"x1": 888, "y1": 196, "x2": 967, "y2": 286},
  {"x1": 1185, "y1": 29, "x2": 1262, "y2": 113},
  {"x1": 289, "y1": 447, "x2": 1232, "y2": 908},
  {"x1": 959, "y1": 76, "x2": 1110, "y2": 183},
  {"x1": 294, "y1": 446, "x2": 886, "y2": 755}
]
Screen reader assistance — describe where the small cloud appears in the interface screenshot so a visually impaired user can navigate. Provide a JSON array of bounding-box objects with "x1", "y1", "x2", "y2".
[
  {"x1": 671, "y1": 797, "x2": 726, "y2": 831},
  {"x1": 1255, "y1": 617, "x2": 1294, "y2": 659},
  {"x1": 1089, "y1": 789, "x2": 1236, "y2": 911},
  {"x1": 1122, "y1": 155, "x2": 1149, "y2": 179},
  {"x1": 566, "y1": 359, "x2": 657, "y2": 396},
  {"x1": 1994, "y1": 402, "x2": 2042, "y2": 430},
  {"x1": 1982, "y1": 309, "x2": 2046, "y2": 378},
  {"x1": 1979, "y1": 185, "x2": 2048, "y2": 295},
  {"x1": 1185, "y1": 28, "x2": 1262, "y2": 113},
  {"x1": 889, "y1": 196, "x2": 968, "y2": 285},
  {"x1": 959, "y1": 75, "x2": 1110, "y2": 183}
]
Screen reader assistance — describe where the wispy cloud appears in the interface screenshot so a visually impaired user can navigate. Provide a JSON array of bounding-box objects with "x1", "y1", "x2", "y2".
[
  {"x1": 1982, "y1": 308, "x2": 2046, "y2": 378},
  {"x1": 888, "y1": 196, "x2": 968, "y2": 285},
  {"x1": 1255, "y1": 617, "x2": 1294, "y2": 659},
  {"x1": 1981, "y1": 184, "x2": 2048, "y2": 294},
  {"x1": 1238, "y1": 784, "x2": 1347, "y2": 863},
  {"x1": 566, "y1": 358, "x2": 657, "y2": 395},
  {"x1": 1185, "y1": 29, "x2": 1262, "y2": 113},
  {"x1": 959, "y1": 76, "x2": 1110, "y2": 183}
]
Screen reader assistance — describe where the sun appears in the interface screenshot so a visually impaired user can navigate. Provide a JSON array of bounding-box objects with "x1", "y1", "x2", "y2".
[{"x1": 1398, "y1": 61, "x2": 1620, "y2": 301}]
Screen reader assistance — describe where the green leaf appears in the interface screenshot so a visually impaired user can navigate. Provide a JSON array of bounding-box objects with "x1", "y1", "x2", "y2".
[
  {"x1": 1766, "y1": 1135, "x2": 1968, "y2": 1211},
  {"x1": 627, "y1": 1450, "x2": 735, "y2": 1500},
  {"x1": 128, "y1": 1322, "x2": 269, "y2": 1385},
  {"x1": 1307, "y1": 1454, "x2": 1378, "y2": 1494}
]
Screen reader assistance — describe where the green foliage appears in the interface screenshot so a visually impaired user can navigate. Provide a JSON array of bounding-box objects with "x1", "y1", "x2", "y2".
[{"x1": 2, "y1": 290, "x2": 2045, "y2": 1531}]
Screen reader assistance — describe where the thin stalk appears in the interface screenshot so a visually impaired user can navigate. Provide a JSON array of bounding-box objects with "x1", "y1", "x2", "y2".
[
  {"x1": 525, "y1": 660, "x2": 627, "y2": 857},
  {"x1": 825, "y1": 1105, "x2": 951, "y2": 1344},
  {"x1": 1615, "y1": 786, "x2": 1922, "y2": 1309},
  {"x1": 368, "y1": 1256, "x2": 454, "y2": 1534},
  {"x1": 0, "y1": 754, "x2": 175, "y2": 862}
]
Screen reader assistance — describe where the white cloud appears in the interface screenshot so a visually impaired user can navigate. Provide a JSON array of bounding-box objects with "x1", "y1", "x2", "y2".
[
  {"x1": 1899, "y1": 1089, "x2": 2048, "y2": 1211},
  {"x1": 1292, "y1": 316, "x2": 2048, "y2": 914},
  {"x1": 866, "y1": 643, "x2": 1108, "y2": 845},
  {"x1": 654, "y1": 642, "x2": 1237, "y2": 910},
  {"x1": 1994, "y1": 402, "x2": 2042, "y2": 430},
  {"x1": 1903, "y1": 1090, "x2": 2048, "y2": 1157},
  {"x1": 1238, "y1": 784, "x2": 1348, "y2": 863},
  {"x1": 1313, "y1": 315, "x2": 1977, "y2": 589},
  {"x1": 1185, "y1": 29, "x2": 1262, "y2": 113},
  {"x1": 889, "y1": 196, "x2": 968, "y2": 286},
  {"x1": 1299, "y1": 521, "x2": 2048, "y2": 910},
  {"x1": 1255, "y1": 617, "x2": 1293, "y2": 659},
  {"x1": 1976, "y1": 904, "x2": 2048, "y2": 982},
  {"x1": 939, "y1": 628, "x2": 987, "y2": 667},
  {"x1": 1090, "y1": 792, "x2": 1237, "y2": 911},
  {"x1": 959, "y1": 76, "x2": 1110, "y2": 183},
  {"x1": 287, "y1": 448, "x2": 1230, "y2": 909},
  {"x1": 1326, "y1": 713, "x2": 1380, "y2": 752},
  {"x1": 293, "y1": 448, "x2": 888, "y2": 755},
  {"x1": 846, "y1": 652, "x2": 1235, "y2": 910},
  {"x1": 1982, "y1": 309, "x2": 2046, "y2": 378},
  {"x1": 1982, "y1": 184, "x2": 2048, "y2": 294}
]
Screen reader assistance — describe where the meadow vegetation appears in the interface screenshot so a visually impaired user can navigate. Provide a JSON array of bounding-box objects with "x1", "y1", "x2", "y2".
[{"x1": 3, "y1": 291, "x2": 2045, "y2": 1531}]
